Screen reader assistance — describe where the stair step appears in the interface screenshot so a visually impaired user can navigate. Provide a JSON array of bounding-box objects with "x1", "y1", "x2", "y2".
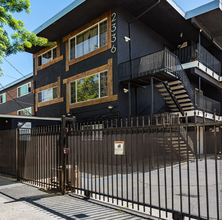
[
  {"x1": 180, "y1": 103, "x2": 192, "y2": 107},
  {"x1": 178, "y1": 98, "x2": 191, "y2": 103},
  {"x1": 166, "y1": 100, "x2": 174, "y2": 104},
  {"x1": 164, "y1": 96, "x2": 172, "y2": 100},
  {"x1": 172, "y1": 90, "x2": 186, "y2": 95},
  {"x1": 175, "y1": 94, "x2": 189, "y2": 99},
  {"x1": 171, "y1": 108, "x2": 179, "y2": 111},
  {"x1": 161, "y1": 92, "x2": 170, "y2": 96},
  {"x1": 155, "y1": 83, "x2": 164, "y2": 88},
  {"x1": 159, "y1": 88, "x2": 167, "y2": 92},
  {"x1": 169, "y1": 104, "x2": 177, "y2": 108},
  {"x1": 167, "y1": 80, "x2": 181, "y2": 86},
  {"x1": 169, "y1": 85, "x2": 184, "y2": 90},
  {"x1": 182, "y1": 106, "x2": 194, "y2": 110}
]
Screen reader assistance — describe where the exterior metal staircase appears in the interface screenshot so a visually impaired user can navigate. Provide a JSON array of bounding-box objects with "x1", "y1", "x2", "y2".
[{"x1": 158, "y1": 127, "x2": 196, "y2": 160}]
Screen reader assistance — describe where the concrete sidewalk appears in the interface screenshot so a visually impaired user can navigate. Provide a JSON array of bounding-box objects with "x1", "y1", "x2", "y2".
[{"x1": 0, "y1": 174, "x2": 159, "y2": 220}]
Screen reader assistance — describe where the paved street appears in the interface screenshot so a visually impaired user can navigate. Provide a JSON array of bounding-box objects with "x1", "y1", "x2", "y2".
[{"x1": 0, "y1": 174, "x2": 160, "y2": 220}]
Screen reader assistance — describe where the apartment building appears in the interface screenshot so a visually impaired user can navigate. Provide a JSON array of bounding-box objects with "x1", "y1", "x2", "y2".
[
  {"x1": 26, "y1": 0, "x2": 222, "y2": 122},
  {"x1": 0, "y1": 73, "x2": 34, "y2": 116}
]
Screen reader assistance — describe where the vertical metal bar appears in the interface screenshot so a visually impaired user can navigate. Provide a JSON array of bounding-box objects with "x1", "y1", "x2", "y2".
[
  {"x1": 148, "y1": 126, "x2": 152, "y2": 216},
  {"x1": 106, "y1": 120, "x2": 109, "y2": 202},
  {"x1": 136, "y1": 117, "x2": 139, "y2": 210},
  {"x1": 186, "y1": 125, "x2": 191, "y2": 219},
  {"x1": 111, "y1": 120, "x2": 114, "y2": 203},
  {"x1": 102, "y1": 120, "x2": 105, "y2": 201},
  {"x1": 170, "y1": 126, "x2": 174, "y2": 214},
  {"x1": 61, "y1": 115, "x2": 66, "y2": 195},
  {"x1": 98, "y1": 121, "x2": 101, "y2": 200},
  {"x1": 204, "y1": 125, "x2": 209, "y2": 220},
  {"x1": 90, "y1": 122, "x2": 93, "y2": 196},
  {"x1": 115, "y1": 119, "x2": 118, "y2": 205},
  {"x1": 128, "y1": 82, "x2": 131, "y2": 119},
  {"x1": 87, "y1": 122, "x2": 89, "y2": 193},
  {"x1": 16, "y1": 129, "x2": 19, "y2": 181},
  {"x1": 156, "y1": 127, "x2": 161, "y2": 217},
  {"x1": 151, "y1": 77, "x2": 154, "y2": 117},
  {"x1": 131, "y1": 118, "x2": 134, "y2": 209},
  {"x1": 120, "y1": 119, "x2": 123, "y2": 207},
  {"x1": 178, "y1": 126, "x2": 183, "y2": 214},
  {"x1": 125, "y1": 118, "x2": 129, "y2": 207},
  {"x1": 142, "y1": 117, "x2": 145, "y2": 212},
  {"x1": 94, "y1": 121, "x2": 96, "y2": 199},
  {"x1": 194, "y1": 125, "x2": 201, "y2": 218},
  {"x1": 214, "y1": 125, "x2": 219, "y2": 220}
]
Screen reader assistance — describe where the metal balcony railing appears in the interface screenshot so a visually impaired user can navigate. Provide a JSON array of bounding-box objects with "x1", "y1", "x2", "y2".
[
  {"x1": 119, "y1": 49, "x2": 195, "y2": 103},
  {"x1": 196, "y1": 93, "x2": 221, "y2": 114},
  {"x1": 173, "y1": 43, "x2": 221, "y2": 75}
]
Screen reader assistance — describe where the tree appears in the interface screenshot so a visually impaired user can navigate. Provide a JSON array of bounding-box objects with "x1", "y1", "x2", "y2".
[{"x1": 0, "y1": 0, "x2": 53, "y2": 75}]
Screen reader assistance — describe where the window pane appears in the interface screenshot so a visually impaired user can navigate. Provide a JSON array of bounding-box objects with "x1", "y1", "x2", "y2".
[
  {"x1": 77, "y1": 74, "x2": 99, "y2": 102},
  {"x1": 53, "y1": 87, "x2": 58, "y2": 99},
  {"x1": 38, "y1": 56, "x2": 42, "y2": 66},
  {"x1": 100, "y1": 20, "x2": 107, "y2": 47},
  {"x1": 20, "y1": 84, "x2": 28, "y2": 96},
  {"x1": 76, "y1": 26, "x2": 98, "y2": 58},
  {"x1": 70, "y1": 81, "x2": 76, "y2": 104},
  {"x1": 100, "y1": 71, "x2": 108, "y2": 97},
  {"x1": 2, "y1": 93, "x2": 6, "y2": 103},
  {"x1": 0, "y1": 95, "x2": 2, "y2": 104},
  {"x1": 53, "y1": 48, "x2": 57, "y2": 59},
  {"x1": 42, "y1": 88, "x2": 53, "y2": 102},
  {"x1": 38, "y1": 92, "x2": 42, "y2": 103},
  {"x1": 42, "y1": 51, "x2": 52, "y2": 65},
  {"x1": 70, "y1": 38, "x2": 75, "y2": 60},
  {"x1": 18, "y1": 87, "x2": 21, "y2": 97}
]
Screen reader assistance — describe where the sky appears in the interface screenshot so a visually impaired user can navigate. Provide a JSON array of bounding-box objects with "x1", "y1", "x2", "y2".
[{"x1": 0, "y1": 0, "x2": 215, "y2": 87}]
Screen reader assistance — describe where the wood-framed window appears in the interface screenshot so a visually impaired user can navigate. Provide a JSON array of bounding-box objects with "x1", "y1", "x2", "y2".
[
  {"x1": 17, "y1": 82, "x2": 32, "y2": 97},
  {"x1": 38, "y1": 87, "x2": 58, "y2": 103},
  {"x1": 37, "y1": 46, "x2": 57, "y2": 67},
  {"x1": 70, "y1": 70, "x2": 108, "y2": 104},
  {"x1": 33, "y1": 40, "x2": 63, "y2": 76},
  {"x1": 35, "y1": 76, "x2": 63, "y2": 112},
  {"x1": 63, "y1": 58, "x2": 117, "y2": 113},
  {"x1": 0, "y1": 93, "x2": 6, "y2": 104},
  {"x1": 63, "y1": 10, "x2": 111, "y2": 71},
  {"x1": 17, "y1": 107, "x2": 32, "y2": 116}
]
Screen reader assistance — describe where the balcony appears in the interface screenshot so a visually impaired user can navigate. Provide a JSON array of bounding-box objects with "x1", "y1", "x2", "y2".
[
  {"x1": 196, "y1": 93, "x2": 220, "y2": 115},
  {"x1": 173, "y1": 44, "x2": 221, "y2": 76}
]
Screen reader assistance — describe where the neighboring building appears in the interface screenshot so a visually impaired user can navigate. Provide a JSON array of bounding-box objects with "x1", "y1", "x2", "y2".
[
  {"x1": 25, "y1": 0, "x2": 222, "y2": 122},
  {"x1": 0, "y1": 73, "x2": 34, "y2": 116}
]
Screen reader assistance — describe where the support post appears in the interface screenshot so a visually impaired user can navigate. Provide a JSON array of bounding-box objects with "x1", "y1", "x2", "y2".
[
  {"x1": 61, "y1": 115, "x2": 66, "y2": 195},
  {"x1": 16, "y1": 129, "x2": 19, "y2": 181},
  {"x1": 199, "y1": 77, "x2": 201, "y2": 94},
  {"x1": 151, "y1": 77, "x2": 154, "y2": 117}
]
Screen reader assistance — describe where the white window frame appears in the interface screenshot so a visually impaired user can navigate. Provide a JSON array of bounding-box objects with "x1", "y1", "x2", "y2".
[
  {"x1": 17, "y1": 107, "x2": 32, "y2": 116},
  {"x1": 69, "y1": 18, "x2": 107, "y2": 61},
  {"x1": 37, "y1": 46, "x2": 57, "y2": 67},
  {"x1": 17, "y1": 82, "x2": 32, "y2": 98},
  {"x1": 37, "y1": 86, "x2": 58, "y2": 103},
  {"x1": 0, "y1": 93, "x2": 6, "y2": 104},
  {"x1": 69, "y1": 70, "x2": 108, "y2": 104}
]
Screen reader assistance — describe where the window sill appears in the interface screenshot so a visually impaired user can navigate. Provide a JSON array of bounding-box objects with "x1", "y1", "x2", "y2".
[
  {"x1": 69, "y1": 95, "x2": 118, "y2": 109},
  {"x1": 37, "y1": 55, "x2": 63, "y2": 73},
  {"x1": 68, "y1": 45, "x2": 110, "y2": 71},
  {"x1": 37, "y1": 97, "x2": 64, "y2": 108}
]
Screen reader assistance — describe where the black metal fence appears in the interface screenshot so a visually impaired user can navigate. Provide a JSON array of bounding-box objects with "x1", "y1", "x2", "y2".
[
  {"x1": 0, "y1": 115, "x2": 221, "y2": 220},
  {"x1": 173, "y1": 44, "x2": 221, "y2": 75}
]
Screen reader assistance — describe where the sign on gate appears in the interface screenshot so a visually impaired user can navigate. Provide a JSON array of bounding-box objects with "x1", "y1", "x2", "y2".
[{"x1": 114, "y1": 141, "x2": 125, "y2": 155}]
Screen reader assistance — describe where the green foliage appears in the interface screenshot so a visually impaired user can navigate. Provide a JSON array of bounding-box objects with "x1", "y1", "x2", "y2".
[{"x1": 0, "y1": 0, "x2": 54, "y2": 75}]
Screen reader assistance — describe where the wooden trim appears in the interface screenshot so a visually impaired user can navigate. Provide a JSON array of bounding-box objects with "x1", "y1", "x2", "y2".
[
  {"x1": 57, "y1": 40, "x2": 60, "y2": 57},
  {"x1": 35, "y1": 81, "x2": 58, "y2": 93},
  {"x1": 68, "y1": 46, "x2": 108, "y2": 68},
  {"x1": 63, "y1": 64, "x2": 108, "y2": 84},
  {"x1": 33, "y1": 43, "x2": 57, "y2": 58},
  {"x1": 57, "y1": 76, "x2": 61, "y2": 98},
  {"x1": 66, "y1": 41, "x2": 69, "y2": 72},
  {"x1": 35, "y1": 92, "x2": 38, "y2": 112},
  {"x1": 66, "y1": 84, "x2": 70, "y2": 114},
  {"x1": 34, "y1": 57, "x2": 37, "y2": 76},
  {"x1": 37, "y1": 55, "x2": 63, "y2": 71},
  {"x1": 63, "y1": 11, "x2": 110, "y2": 42},
  {"x1": 38, "y1": 97, "x2": 64, "y2": 108},
  {"x1": 69, "y1": 95, "x2": 118, "y2": 110},
  {"x1": 108, "y1": 58, "x2": 113, "y2": 96},
  {"x1": 107, "y1": 9, "x2": 112, "y2": 49}
]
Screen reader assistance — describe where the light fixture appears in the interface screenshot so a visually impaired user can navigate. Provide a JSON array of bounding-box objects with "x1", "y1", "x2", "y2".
[
  {"x1": 180, "y1": 32, "x2": 183, "y2": 38},
  {"x1": 200, "y1": 29, "x2": 203, "y2": 32},
  {"x1": 123, "y1": 88, "x2": 129, "y2": 93},
  {"x1": 108, "y1": 105, "x2": 114, "y2": 110},
  {"x1": 124, "y1": 36, "x2": 131, "y2": 42},
  {"x1": 5, "y1": 120, "x2": 8, "y2": 123}
]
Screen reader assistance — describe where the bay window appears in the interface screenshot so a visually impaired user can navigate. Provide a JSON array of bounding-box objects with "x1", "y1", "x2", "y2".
[{"x1": 70, "y1": 71, "x2": 108, "y2": 104}]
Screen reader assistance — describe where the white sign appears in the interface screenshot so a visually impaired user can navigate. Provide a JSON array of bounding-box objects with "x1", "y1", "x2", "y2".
[{"x1": 114, "y1": 141, "x2": 125, "y2": 155}]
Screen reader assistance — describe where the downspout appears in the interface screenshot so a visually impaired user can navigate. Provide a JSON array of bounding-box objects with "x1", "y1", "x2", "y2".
[{"x1": 127, "y1": 0, "x2": 161, "y2": 118}]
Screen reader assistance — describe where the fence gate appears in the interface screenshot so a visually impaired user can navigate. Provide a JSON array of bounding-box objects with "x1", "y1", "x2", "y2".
[{"x1": 65, "y1": 116, "x2": 222, "y2": 220}]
